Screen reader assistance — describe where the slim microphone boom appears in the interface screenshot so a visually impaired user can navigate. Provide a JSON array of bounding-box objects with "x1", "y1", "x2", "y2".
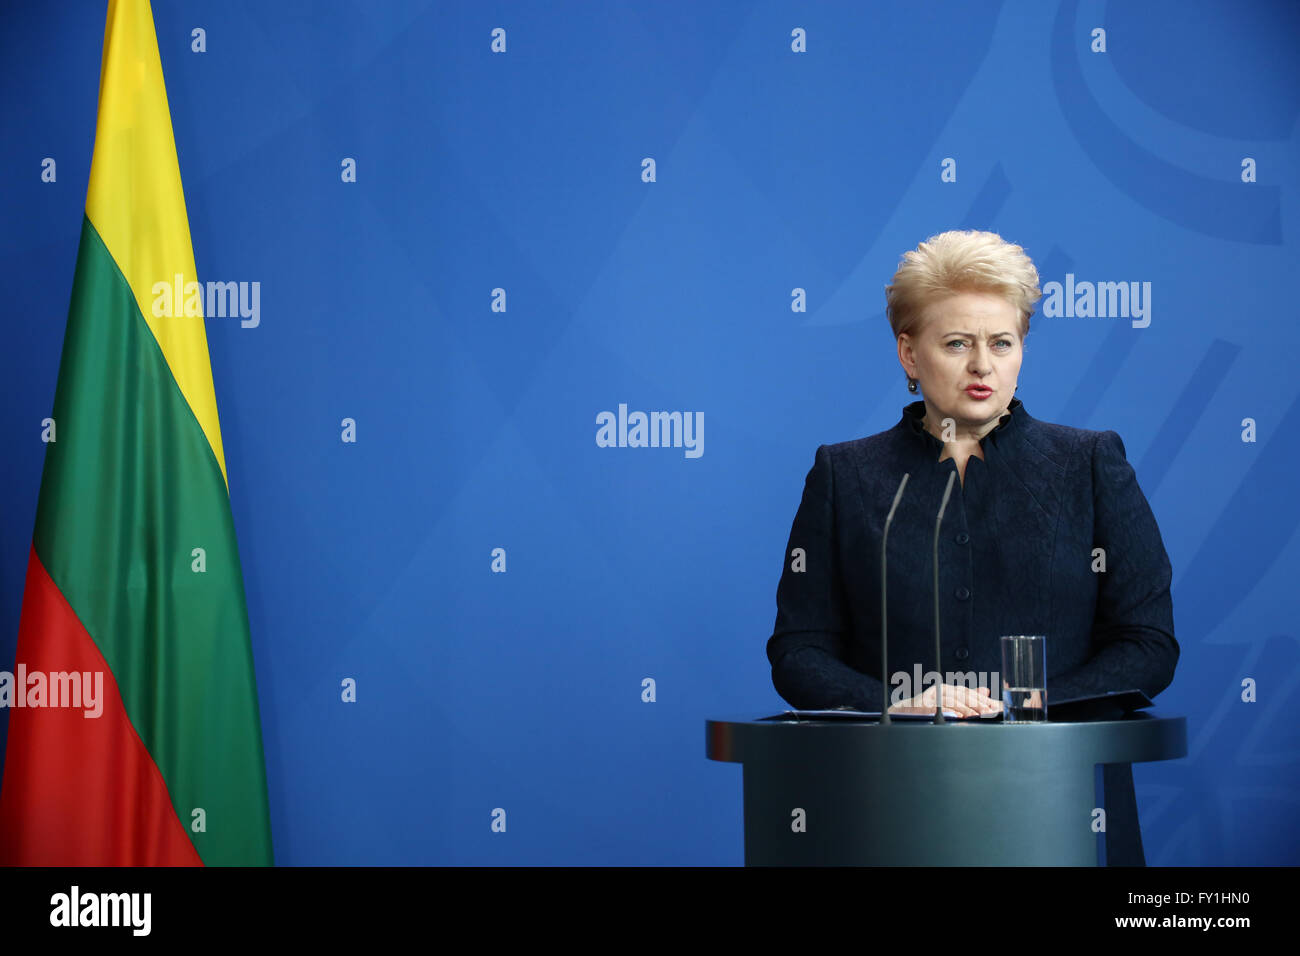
[
  {"x1": 932, "y1": 470, "x2": 957, "y2": 724},
  {"x1": 879, "y1": 473, "x2": 910, "y2": 725}
]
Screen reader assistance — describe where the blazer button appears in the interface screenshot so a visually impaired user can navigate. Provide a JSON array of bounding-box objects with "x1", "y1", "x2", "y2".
[
  {"x1": 955, "y1": 586, "x2": 970, "y2": 600},
  {"x1": 955, "y1": 647, "x2": 970, "y2": 661},
  {"x1": 955, "y1": 532, "x2": 969, "y2": 544}
]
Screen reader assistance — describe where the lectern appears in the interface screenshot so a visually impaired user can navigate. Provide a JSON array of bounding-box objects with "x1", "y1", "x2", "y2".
[{"x1": 706, "y1": 713, "x2": 1186, "y2": 866}]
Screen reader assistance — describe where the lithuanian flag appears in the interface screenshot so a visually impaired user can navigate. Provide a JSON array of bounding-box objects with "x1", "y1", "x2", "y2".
[{"x1": 0, "y1": 0, "x2": 273, "y2": 865}]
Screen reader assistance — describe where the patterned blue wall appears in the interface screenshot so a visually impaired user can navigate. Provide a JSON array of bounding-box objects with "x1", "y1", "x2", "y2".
[{"x1": 1, "y1": 0, "x2": 1297, "y2": 864}]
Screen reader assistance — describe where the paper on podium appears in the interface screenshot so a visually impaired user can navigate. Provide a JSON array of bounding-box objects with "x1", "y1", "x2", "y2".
[{"x1": 767, "y1": 708, "x2": 1002, "y2": 721}]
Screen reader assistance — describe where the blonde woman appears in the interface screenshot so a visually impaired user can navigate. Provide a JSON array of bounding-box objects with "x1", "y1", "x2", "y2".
[{"x1": 766, "y1": 229, "x2": 1178, "y2": 865}]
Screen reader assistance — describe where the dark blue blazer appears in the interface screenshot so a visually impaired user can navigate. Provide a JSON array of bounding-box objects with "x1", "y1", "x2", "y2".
[{"x1": 766, "y1": 398, "x2": 1179, "y2": 864}]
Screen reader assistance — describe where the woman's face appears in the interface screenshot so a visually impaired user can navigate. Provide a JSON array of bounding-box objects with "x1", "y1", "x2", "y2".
[{"x1": 897, "y1": 291, "x2": 1023, "y2": 430}]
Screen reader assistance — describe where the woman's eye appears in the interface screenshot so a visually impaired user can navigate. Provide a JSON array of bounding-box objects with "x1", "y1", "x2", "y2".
[{"x1": 947, "y1": 339, "x2": 1012, "y2": 350}]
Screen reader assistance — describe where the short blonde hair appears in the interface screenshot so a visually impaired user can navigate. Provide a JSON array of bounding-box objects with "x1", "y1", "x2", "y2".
[{"x1": 885, "y1": 230, "x2": 1042, "y2": 341}]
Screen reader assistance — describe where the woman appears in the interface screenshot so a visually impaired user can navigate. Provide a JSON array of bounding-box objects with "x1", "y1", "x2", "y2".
[{"x1": 765, "y1": 229, "x2": 1178, "y2": 864}]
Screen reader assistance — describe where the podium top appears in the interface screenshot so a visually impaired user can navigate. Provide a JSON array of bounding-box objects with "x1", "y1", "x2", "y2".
[{"x1": 705, "y1": 712, "x2": 1187, "y2": 766}]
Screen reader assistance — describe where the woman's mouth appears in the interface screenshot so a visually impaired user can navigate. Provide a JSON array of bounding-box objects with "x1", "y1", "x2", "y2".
[{"x1": 965, "y1": 385, "x2": 993, "y2": 399}]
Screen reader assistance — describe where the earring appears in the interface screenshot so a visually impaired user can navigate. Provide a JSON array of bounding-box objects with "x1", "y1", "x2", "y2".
[{"x1": 907, "y1": 377, "x2": 918, "y2": 393}]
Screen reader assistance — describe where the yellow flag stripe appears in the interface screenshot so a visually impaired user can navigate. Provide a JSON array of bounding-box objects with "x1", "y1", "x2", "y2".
[{"x1": 84, "y1": 0, "x2": 228, "y2": 487}]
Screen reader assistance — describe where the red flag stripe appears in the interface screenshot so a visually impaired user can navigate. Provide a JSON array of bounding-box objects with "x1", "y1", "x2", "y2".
[{"x1": 0, "y1": 544, "x2": 201, "y2": 866}]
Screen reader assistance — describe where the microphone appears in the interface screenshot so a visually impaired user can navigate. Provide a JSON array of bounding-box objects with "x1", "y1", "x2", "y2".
[
  {"x1": 932, "y1": 470, "x2": 957, "y2": 723},
  {"x1": 879, "y1": 473, "x2": 910, "y2": 725}
]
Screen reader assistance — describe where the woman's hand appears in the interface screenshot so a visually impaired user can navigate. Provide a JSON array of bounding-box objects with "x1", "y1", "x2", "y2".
[{"x1": 889, "y1": 683, "x2": 1001, "y2": 717}]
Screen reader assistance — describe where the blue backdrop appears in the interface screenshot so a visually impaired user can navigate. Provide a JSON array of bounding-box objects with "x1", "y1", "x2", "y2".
[{"x1": 2, "y1": 0, "x2": 1298, "y2": 865}]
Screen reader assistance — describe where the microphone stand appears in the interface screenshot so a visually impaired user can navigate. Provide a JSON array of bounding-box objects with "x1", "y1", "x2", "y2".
[
  {"x1": 879, "y1": 473, "x2": 910, "y2": 725},
  {"x1": 932, "y1": 471, "x2": 957, "y2": 723}
]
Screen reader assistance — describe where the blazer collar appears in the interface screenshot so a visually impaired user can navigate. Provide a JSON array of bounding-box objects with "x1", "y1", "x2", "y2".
[{"x1": 901, "y1": 396, "x2": 1026, "y2": 452}]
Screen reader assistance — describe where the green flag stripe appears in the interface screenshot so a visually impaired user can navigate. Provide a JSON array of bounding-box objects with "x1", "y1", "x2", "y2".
[{"x1": 33, "y1": 216, "x2": 272, "y2": 865}]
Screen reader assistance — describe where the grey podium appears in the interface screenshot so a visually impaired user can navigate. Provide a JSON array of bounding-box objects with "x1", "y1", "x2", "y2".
[{"x1": 706, "y1": 713, "x2": 1186, "y2": 866}]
